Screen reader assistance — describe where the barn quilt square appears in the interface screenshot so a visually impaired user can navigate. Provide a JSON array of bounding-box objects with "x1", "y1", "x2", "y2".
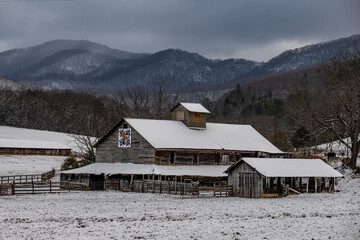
[{"x1": 118, "y1": 128, "x2": 131, "y2": 147}]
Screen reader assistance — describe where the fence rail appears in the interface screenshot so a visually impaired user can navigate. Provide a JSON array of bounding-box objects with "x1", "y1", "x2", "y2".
[
  {"x1": 0, "y1": 169, "x2": 55, "y2": 184},
  {"x1": 105, "y1": 179, "x2": 233, "y2": 197},
  {"x1": 9, "y1": 181, "x2": 89, "y2": 195}
]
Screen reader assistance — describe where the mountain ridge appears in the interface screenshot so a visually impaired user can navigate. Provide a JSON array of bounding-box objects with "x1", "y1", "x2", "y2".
[{"x1": 0, "y1": 35, "x2": 359, "y2": 93}]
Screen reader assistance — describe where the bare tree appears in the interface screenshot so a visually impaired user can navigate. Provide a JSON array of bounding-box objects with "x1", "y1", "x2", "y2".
[
  {"x1": 312, "y1": 47, "x2": 360, "y2": 168},
  {"x1": 124, "y1": 87, "x2": 151, "y2": 118},
  {"x1": 72, "y1": 134, "x2": 98, "y2": 166}
]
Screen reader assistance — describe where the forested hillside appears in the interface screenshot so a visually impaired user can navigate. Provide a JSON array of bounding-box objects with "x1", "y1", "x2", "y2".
[
  {"x1": 1, "y1": 35, "x2": 359, "y2": 95},
  {"x1": 207, "y1": 64, "x2": 327, "y2": 146},
  {"x1": 209, "y1": 47, "x2": 360, "y2": 164},
  {"x1": 0, "y1": 81, "x2": 177, "y2": 138}
]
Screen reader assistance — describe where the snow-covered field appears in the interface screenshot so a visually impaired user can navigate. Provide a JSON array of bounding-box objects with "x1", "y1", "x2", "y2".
[
  {"x1": 0, "y1": 177, "x2": 359, "y2": 239},
  {"x1": 0, "y1": 155, "x2": 65, "y2": 175}
]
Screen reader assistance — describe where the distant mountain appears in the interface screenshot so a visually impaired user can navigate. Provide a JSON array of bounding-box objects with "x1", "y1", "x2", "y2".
[
  {"x1": 92, "y1": 49, "x2": 259, "y2": 92},
  {"x1": 262, "y1": 35, "x2": 360, "y2": 73},
  {"x1": 0, "y1": 35, "x2": 359, "y2": 93}
]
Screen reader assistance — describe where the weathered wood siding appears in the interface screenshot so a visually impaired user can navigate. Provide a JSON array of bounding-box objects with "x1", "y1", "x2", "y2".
[
  {"x1": 171, "y1": 105, "x2": 207, "y2": 128},
  {"x1": 155, "y1": 150, "x2": 217, "y2": 165},
  {"x1": 96, "y1": 121, "x2": 155, "y2": 164},
  {"x1": 171, "y1": 105, "x2": 188, "y2": 125},
  {"x1": 0, "y1": 148, "x2": 70, "y2": 156},
  {"x1": 156, "y1": 150, "x2": 256, "y2": 165},
  {"x1": 228, "y1": 161, "x2": 263, "y2": 198},
  {"x1": 187, "y1": 112, "x2": 207, "y2": 128}
]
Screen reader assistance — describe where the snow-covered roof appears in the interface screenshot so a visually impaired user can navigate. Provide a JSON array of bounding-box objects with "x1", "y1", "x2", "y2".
[
  {"x1": 0, "y1": 126, "x2": 96, "y2": 153},
  {"x1": 62, "y1": 163, "x2": 228, "y2": 177},
  {"x1": 225, "y1": 158, "x2": 343, "y2": 177},
  {"x1": 124, "y1": 118, "x2": 282, "y2": 153},
  {"x1": 176, "y1": 103, "x2": 210, "y2": 113},
  {"x1": 0, "y1": 138, "x2": 70, "y2": 149},
  {"x1": 312, "y1": 137, "x2": 357, "y2": 154}
]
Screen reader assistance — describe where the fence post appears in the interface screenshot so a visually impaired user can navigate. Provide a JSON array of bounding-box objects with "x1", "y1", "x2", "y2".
[
  {"x1": 142, "y1": 175, "x2": 145, "y2": 193},
  {"x1": 32, "y1": 180, "x2": 34, "y2": 194},
  {"x1": 174, "y1": 177, "x2": 177, "y2": 195},
  {"x1": 152, "y1": 174, "x2": 155, "y2": 194},
  {"x1": 159, "y1": 175, "x2": 162, "y2": 194},
  {"x1": 168, "y1": 178, "x2": 171, "y2": 194},
  {"x1": 119, "y1": 177, "x2": 122, "y2": 191},
  {"x1": 11, "y1": 181, "x2": 15, "y2": 195},
  {"x1": 50, "y1": 180, "x2": 52, "y2": 193}
]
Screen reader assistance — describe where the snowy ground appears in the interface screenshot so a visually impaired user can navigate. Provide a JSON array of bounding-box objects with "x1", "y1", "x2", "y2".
[
  {"x1": 0, "y1": 155, "x2": 65, "y2": 175},
  {"x1": 0, "y1": 177, "x2": 359, "y2": 239}
]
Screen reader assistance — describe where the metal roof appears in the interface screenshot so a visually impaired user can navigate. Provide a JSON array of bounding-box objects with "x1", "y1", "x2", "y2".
[{"x1": 225, "y1": 158, "x2": 343, "y2": 177}]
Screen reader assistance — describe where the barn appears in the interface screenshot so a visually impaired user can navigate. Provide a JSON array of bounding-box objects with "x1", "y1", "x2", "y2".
[
  {"x1": 0, "y1": 126, "x2": 93, "y2": 156},
  {"x1": 61, "y1": 103, "x2": 285, "y2": 189},
  {"x1": 94, "y1": 103, "x2": 284, "y2": 165},
  {"x1": 0, "y1": 138, "x2": 71, "y2": 156},
  {"x1": 225, "y1": 158, "x2": 343, "y2": 198}
]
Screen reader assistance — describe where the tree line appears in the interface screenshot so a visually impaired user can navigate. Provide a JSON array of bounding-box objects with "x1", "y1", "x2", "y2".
[
  {"x1": 0, "y1": 80, "x2": 177, "y2": 138},
  {"x1": 208, "y1": 47, "x2": 360, "y2": 168},
  {"x1": 1, "y1": 48, "x2": 359, "y2": 168}
]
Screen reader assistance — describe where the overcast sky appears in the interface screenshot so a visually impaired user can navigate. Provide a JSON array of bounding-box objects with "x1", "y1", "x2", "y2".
[{"x1": 0, "y1": 0, "x2": 359, "y2": 61}]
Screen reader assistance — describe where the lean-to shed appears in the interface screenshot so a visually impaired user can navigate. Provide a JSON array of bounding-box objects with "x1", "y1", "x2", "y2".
[
  {"x1": 225, "y1": 158, "x2": 343, "y2": 198},
  {"x1": 61, "y1": 162, "x2": 228, "y2": 190}
]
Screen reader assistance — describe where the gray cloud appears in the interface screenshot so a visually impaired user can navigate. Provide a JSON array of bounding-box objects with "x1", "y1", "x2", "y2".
[{"x1": 0, "y1": 0, "x2": 359, "y2": 61}]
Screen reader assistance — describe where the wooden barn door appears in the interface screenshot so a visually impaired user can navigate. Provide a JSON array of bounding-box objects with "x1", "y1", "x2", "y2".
[{"x1": 238, "y1": 173, "x2": 262, "y2": 198}]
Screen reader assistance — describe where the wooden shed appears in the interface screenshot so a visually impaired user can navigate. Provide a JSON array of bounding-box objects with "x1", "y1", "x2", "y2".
[{"x1": 225, "y1": 158, "x2": 343, "y2": 198}]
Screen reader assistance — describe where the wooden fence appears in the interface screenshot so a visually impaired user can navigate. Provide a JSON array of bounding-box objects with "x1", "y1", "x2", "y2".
[
  {"x1": 105, "y1": 178, "x2": 233, "y2": 197},
  {"x1": 11, "y1": 181, "x2": 89, "y2": 195},
  {"x1": 0, "y1": 183, "x2": 13, "y2": 196},
  {"x1": 0, "y1": 169, "x2": 56, "y2": 184}
]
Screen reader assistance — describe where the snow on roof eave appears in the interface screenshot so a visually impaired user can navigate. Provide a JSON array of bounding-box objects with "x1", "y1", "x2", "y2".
[
  {"x1": 225, "y1": 158, "x2": 343, "y2": 177},
  {"x1": 175, "y1": 102, "x2": 210, "y2": 113},
  {"x1": 155, "y1": 147, "x2": 282, "y2": 154},
  {"x1": 93, "y1": 119, "x2": 125, "y2": 148},
  {"x1": 0, "y1": 138, "x2": 71, "y2": 150},
  {"x1": 61, "y1": 163, "x2": 228, "y2": 177},
  {"x1": 242, "y1": 158, "x2": 343, "y2": 178}
]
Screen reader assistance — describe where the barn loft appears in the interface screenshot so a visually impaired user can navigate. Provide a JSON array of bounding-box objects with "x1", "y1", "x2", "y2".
[{"x1": 225, "y1": 158, "x2": 343, "y2": 198}]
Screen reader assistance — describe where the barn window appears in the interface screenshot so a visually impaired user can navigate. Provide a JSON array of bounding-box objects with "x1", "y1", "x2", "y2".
[
  {"x1": 222, "y1": 155, "x2": 229, "y2": 164},
  {"x1": 193, "y1": 154, "x2": 199, "y2": 164},
  {"x1": 194, "y1": 113, "x2": 201, "y2": 122},
  {"x1": 215, "y1": 153, "x2": 220, "y2": 164},
  {"x1": 176, "y1": 111, "x2": 184, "y2": 120},
  {"x1": 170, "y1": 152, "x2": 175, "y2": 164}
]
